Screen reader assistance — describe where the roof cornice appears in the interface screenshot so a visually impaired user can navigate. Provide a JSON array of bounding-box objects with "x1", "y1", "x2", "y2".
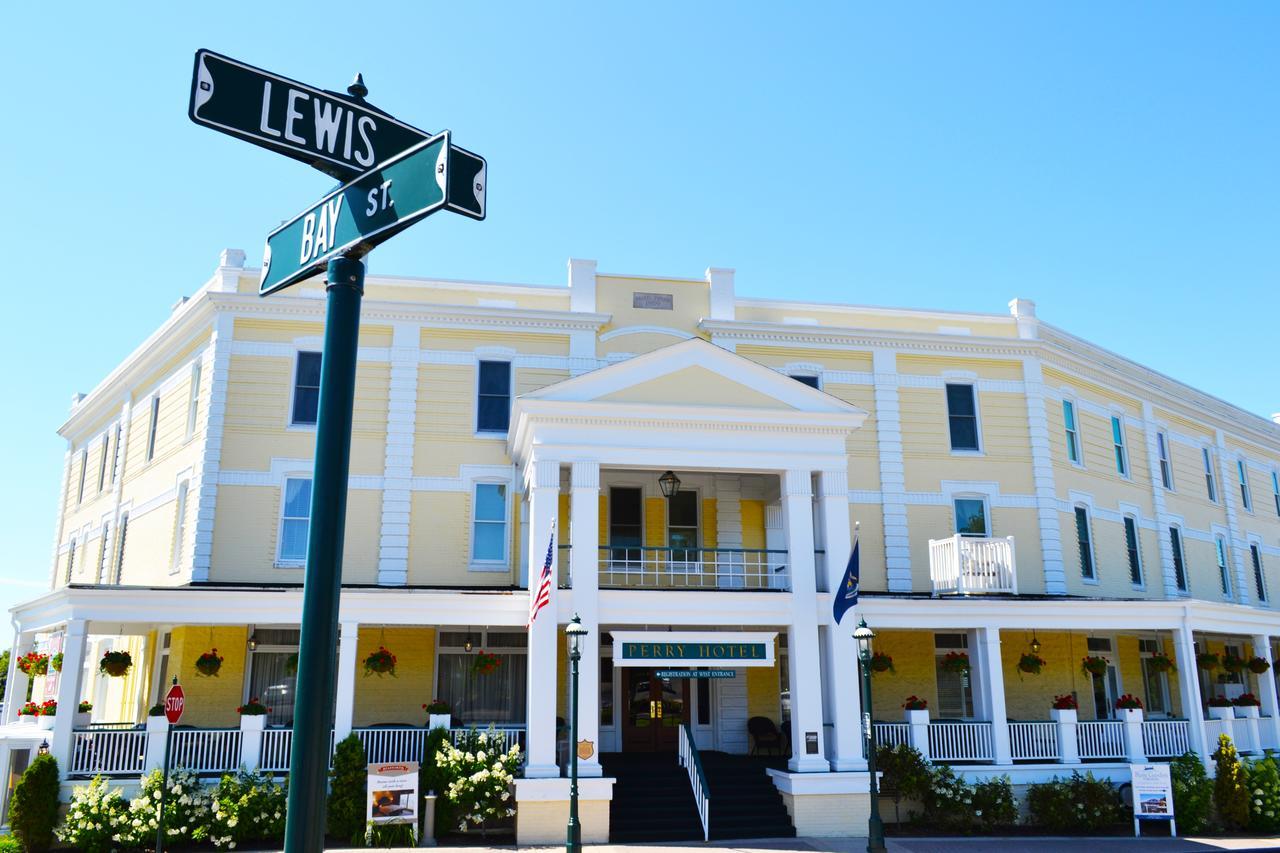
[{"x1": 700, "y1": 319, "x2": 1037, "y2": 357}]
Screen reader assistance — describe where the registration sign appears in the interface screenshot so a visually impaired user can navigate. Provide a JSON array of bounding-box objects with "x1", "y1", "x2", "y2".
[{"x1": 655, "y1": 670, "x2": 737, "y2": 679}]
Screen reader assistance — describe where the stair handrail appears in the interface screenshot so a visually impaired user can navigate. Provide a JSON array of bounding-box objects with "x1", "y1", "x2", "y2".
[{"x1": 678, "y1": 721, "x2": 710, "y2": 841}]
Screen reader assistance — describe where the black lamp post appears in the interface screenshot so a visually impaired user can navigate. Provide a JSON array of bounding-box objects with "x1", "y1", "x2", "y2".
[
  {"x1": 854, "y1": 618, "x2": 886, "y2": 853},
  {"x1": 565, "y1": 614, "x2": 588, "y2": 853}
]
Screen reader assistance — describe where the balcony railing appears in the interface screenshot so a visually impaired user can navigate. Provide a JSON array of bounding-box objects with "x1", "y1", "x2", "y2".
[
  {"x1": 597, "y1": 546, "x2": 789, "y2": 590},
  {"x1": 929, "y1": 534, "x2": 1017, "y2": 595}
]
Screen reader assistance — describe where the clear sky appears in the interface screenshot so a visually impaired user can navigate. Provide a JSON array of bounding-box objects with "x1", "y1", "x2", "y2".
[{"x1": 1, "y1": 3, "x2": 1277, "y2": 625}]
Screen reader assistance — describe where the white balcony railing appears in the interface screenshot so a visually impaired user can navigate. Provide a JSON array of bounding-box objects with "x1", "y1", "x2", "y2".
[
  {"x1": 929, "y1": 535, "x2": 1017, "y2": 595},
  {"x1": 1142, "y1": 719, "x2": 1191, "y2": 758},
  {"x1": 928, "y1": 721, "x2": 994, "y2": 762},
  {"x1": 1009, "y1": 721, "x2": 1060, "y2": 761},
  {"x1": 597, "y1": 546, "x2": 790, "y2": 590},
  {"x1": 169, "y1": 728, "x2": 243, "y2": 773},
  {"x1": 70, "y1": 729, "x2": 147, "y2": 776},
  {"x1": 1077, "y1": 720, "x2": 1126, "y2": 760}
]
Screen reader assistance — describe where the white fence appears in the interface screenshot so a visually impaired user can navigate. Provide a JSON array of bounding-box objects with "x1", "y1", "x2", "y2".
[
  {"x1": 928, "y1": 535, "x2": 1017, "y2": 595},
  {"x1": 928, "y1": 721, "x2": 994, "y2": 762},
  {"x1": 169, "y1": 728, "x2": 243, "y2": 773},
  {"x1": 597, "y1": 546, "x2": 790, "y2": 590},
  {"x1": 255, "y1": 725, "x2": 526, "y2": 772},
  {"x1": 1008, "y1": 721, "x2": 1059, "y2": 761},
  {"x1": 70, "y1": 729, "x2": 147, "y2": 776},
  {"x1": 873, "y1": 723, "x2": 910, "y2": 751},
  {"x1": 1076, "y1": 720, "x2": 1126, "y2": 760},
  {"x1": 1142, "y1": 720, "x2": 1190, "y2": 758}
]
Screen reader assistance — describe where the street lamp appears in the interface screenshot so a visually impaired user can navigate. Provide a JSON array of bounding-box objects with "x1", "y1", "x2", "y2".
[
  {"x1": 565, "y1": 614, "x2": 589, "y2": 853},
  {"x1": 853, "y1": 618, "x2": 886, "y2": 853},
  {"x1": 658, "y1": 470, "x2": 681, "y2": 498}
]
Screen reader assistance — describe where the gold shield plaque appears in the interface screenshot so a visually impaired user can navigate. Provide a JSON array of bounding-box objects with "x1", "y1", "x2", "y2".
[{"x1": 576, "y1": 739, "x2": 595, "y2": 760}]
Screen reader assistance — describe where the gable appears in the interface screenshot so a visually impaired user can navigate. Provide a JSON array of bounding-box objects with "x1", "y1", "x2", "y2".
[{"x1": 597, "y1": 365, "x2": 800, "y2": 410}]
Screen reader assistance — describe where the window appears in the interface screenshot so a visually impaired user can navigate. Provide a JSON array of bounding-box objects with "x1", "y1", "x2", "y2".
[
  {"x1": 1139, "y1": 639, "x2": 1171, "y2": 717},
  {"x1": 246, "y1": 628, "x2": 300, "y2": 727},
  {"x1": 145, "y1": 395, "x2": 160, "y2": 461},
  {"x1": 1273, "y1": 471, "x2": 1280, "y2": 516},
  {"x1": 1084, "y1": 638, "x2": 1119, "y2": 719},
  {"x1": 77, "y1": 449, "x2": 87, "y2": 504},
  {"x1": 171, "y1": 481, "x2": 189, "y2": 572},
  {"x1": 1063, "y1": 400, "x2": 1081, "y2": 464},
  {"x1": 934, "y1": 633, "x2": 974, "y2": 718},
  {"x1": 1250, "y1": 543, "x2": 1268, "y2": 603},
  {"x1": 153, "y1": 632, "x2": 171, "y2": 706},
  {"x1": 1216, "y1": 535, "x2": 1232, "y2": 598},
  {"x1": 1203, "y1": 448, "x2": 1218, "y2": 503},
  {"x1": 97, "y1": 523, "x2": 110, "y2": 583},
  {"x1": 278, "y1": 478, "x2": 312, "y2": 563},
  {"x1": 945, "y1": 384, "x2": 979, "y2": 452},
  {"x1": 1170, "y1": 527, "x2": 1188, "y2": 592},
  {"x1": 1111, "y1": 416, "x2": 1127, "y2": 476},
  {"x1": 954, "y1": 498, "x2": 988, "y2": 537},
  {"x1": 1238, "y1": 459, "x2": 1253, "y2": 512},
  {"x1": 609, "y1": 487, "x2": 643, "y2": 567},
  {"x1": 185, "y1": 362, "x2": 202, "y2": 439},
  {"x1": 435, "y1": 630, "x2": 527, "y2": 725},
  {"x1": 790, "y1": 374, "x2": 820, "y2": 389},
  {"x1": 668, "y1": 490, "x2": 699, "y2": 556},
  {"x1": 65, "y1": 538, "x2": 77, "y2": 583},
  {"x1": 1123, "y1": 516, "x2": 1143, "y2": 586},
  {"x1": 113, "y1": 514, "x2": 128, "y2": 583},
  {"x1": 291, "y1": 352, "x2": 321, "y2": 426},
  {"x1": 110, "y1": 424, "x2": 121, "y2": 485},
  {"x1": 1156, "y1": 432, "x2": 1173, "y2": 489},
  {"x1": 97, "y1": 434, "x2": 109, "y2": 493},
  {"x1": 471, "y1": 482, "x2": 508, "y2": 565},
  {"x1": 476, "y1": 360, "x2": 511, "y2": 433},
  {"x1": 1074, "y1": 506, "x2": 1095, "y2": 580},
  {"x1": 600, "y1": 654, "x2": 614, "y2": 726}
]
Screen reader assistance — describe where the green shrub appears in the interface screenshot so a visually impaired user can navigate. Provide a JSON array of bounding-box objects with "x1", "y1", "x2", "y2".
[
  {"x1": 971, "y1": 775, "x2": 1018, "y2": 830},
  {"x1": 122, "y1": 767, "x2": 212, "y2": 846},
  {"x1": 0, "y1": 835, "x2": 20, "y2": 853},
  {"x1": 920, "y1": 764, "x2": 976, "y2": 830},
  {"x1": 421, "y1": 726, "x2": 455, "y2": 835},
  {"x1": 55, "y1": 776, "x2": 130, "y2": 852},
  {"x1": 9, "y1": 754, "x2": 60, "y2": 852},
  {"x1": 329, "y1": 734, "x2": 368, "y2": 845},
  {"x1": 208, "y1": 770, "x2": 287, "y2": 849},
  {"x1": 1170, "y1": 752, "x2": 1214, "y2": 833},
  {"x1": 1213, "y1": 734, "x2": 1250, "y2": 831},
  {"x1": 1245, "y1": 755, "x2": 1280, "y2": 832},
  {"x1": 877, "y1": 743, "x2": 930, "y2": 806},
  {"x1": 1027, "y1": 772, "x2": 1124, "y2": 833}
]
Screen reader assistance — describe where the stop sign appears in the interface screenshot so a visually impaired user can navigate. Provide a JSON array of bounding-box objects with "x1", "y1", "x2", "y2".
[{"x1": 164, "y1": 683, "x2": 185, "y2": 725}]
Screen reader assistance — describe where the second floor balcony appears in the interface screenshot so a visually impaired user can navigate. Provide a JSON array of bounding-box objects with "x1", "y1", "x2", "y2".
[
  {"x1": 596, "y1": 545, "x2": 790, "y2": 591},
  {"x1": 929, "y1": 534, "x2": 1017, "y2": 595}
]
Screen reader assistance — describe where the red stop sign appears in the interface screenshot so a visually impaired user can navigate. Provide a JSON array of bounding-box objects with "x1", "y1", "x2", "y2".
[{"x1": 164, "y1": 683, "x2": 185, "y2": 725}]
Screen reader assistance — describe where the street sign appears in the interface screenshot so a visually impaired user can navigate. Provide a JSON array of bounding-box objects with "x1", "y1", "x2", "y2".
[
  {"x1": 164, "y1": 683, "x2": 185, "y2": 725},
  {"x1": 189, "y1": 50, "x2": 487, "y2": 219},
  {"x1": 260, "y1": 132, "x2": 453, "y2": 295}
]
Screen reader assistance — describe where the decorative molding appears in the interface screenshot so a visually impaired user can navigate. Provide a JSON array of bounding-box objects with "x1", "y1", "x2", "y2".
[
  {"x1": 570, "y1": 461, "x2": 600, "y2": 491},
  {"x1": 377, "y1": 322, "x2": 422, "y2": 586},
  {"x1": 190, "y1": 315, "x2": 232, "y2": 582},
  {"x1": 531, "y1": 459, "x2": 561, "y2": 490},
  {"x1": 872, "y1": 349, "x2": 912, "y2": 592},
  {"x1": 598, "y1": 325, "x2": 695, "y2": 343},
  {"x1": 782, "y1": 470, "x2": 813, "y2": 498},
  {"x1": 818, "y1": 470, "x2": 848, "y2": 497}
]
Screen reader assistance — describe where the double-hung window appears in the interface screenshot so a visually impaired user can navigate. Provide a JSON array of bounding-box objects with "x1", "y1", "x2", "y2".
[
  {"x1": 1250, "y1": 543, "x2": 1268, "y2": 603},
  {"x1": 954, "y1": 498, "x2": 988, "y2": 537},
  {"x1": 278, "y1": 478, "x2": 312, "y2": 564},
  {"x1": 1203, "y1": 448, "x2": 1218, "y2": 503},
  {"x1": 145, "y1": 396, "x2": 161, "y2": 462},
  {"x1": 1063, "y1": 400, "x2": 1081, "y2": 464},
  {"x1": 171, "y1": 481, "x2": 189, "y2": 572},
  {"x1": 113, "y1": 514, "x2": 129, "y2": 584},
  {"x1": 1123, "y1": 516, "x2": 1143, "y2": 586},
  {"x1": 476, "y1": 361, "x2": 512, "y2": 434},
  {"x1": 97, "y1": 434, "x2": 110, "y2": 493},
  {"x1": 110, "y1": 425, "x2": 121, "y2": 485},
  {"x1": 1239, "y1": 459, "x2": 1253, "y2": 512},
  {"x1": 97, "y1": 523, "x2": 110, "y2": 583},
  {"x1": 471, "y1": 482, "x2": 509, "y2": 566},
  {"x1": 65, "y1": 538, "x2": 77, "y2": 583},
  {"x1": 1273, "y1": 471, "x2": 1280, "y2": 517},
  {"x1": 1216, "y1": 535, "x2": 1232, "y2": 598},
  {"x1": 1075, "y1": 506, "x2": 1095, "y2": 580},
  {"x1": 1156, "y1": 432, "x2": 1173, "y2": 489},
  {"x1": 1169, "y1": 527, "x2": 1188, "y2": 592},
  {"x1": 185, "y1": 362, "x2": 202, "y2": 438},
  {"x1": 1111, "y1": 415, "x2": 1127, "y2": 476},
  {"x1": 77, "y1": 449, "x2": 88, "y2": 504},
  {"x1": 945, "y1": 384, "x2": 979, "y2": 452},
  {"x1": 291, "y1": 352, "x2": 322, "y2": 426}
]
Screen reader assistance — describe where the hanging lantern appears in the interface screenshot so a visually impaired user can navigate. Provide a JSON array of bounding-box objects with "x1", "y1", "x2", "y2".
[{"x1": 659, "y1": 470, "x2": 681, "y2": 498}]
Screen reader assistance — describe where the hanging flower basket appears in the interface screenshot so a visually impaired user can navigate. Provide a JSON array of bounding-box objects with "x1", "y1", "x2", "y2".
[
  {"x1": 1146, "y1": 652, "x2": 1176, "y2": 674},
  {"x1": 472, "y1": 651, "x2": 502, "y2": 676},
  {"x1": 285, "y1": 652, "x2": 299, "y2": 676},
  {"x1": 902, "y1": 695, "x2": 928, "y2": 711},
  {"x1": 99, "y1": 650, "x2": 132, "y2": 678},
  {"x1": 1051, "y1": 693, "x2": 1079, "y2": 711},
  {"x1": 1114, "y1": 694, "x2": 1143, "y2": 710},
  {"x1": 363, "y1": 646, "x2": 398, "y2": 677},
  {"x1": 237, "y1": 697, "x2": 270, "y2": 716},
  {"x1": 939, "y1": 651, "x2": 970, "y2": 675},
  {"x1": 1018, "y1": 652, "x2": 1048, "y2": 675},
  {"x1": 1196, "y1": 652, "x2": 1220, "y2": 671},
  {"x1": 1222, "y1": 653, "x2": 1246, "y2": 674},
  {"x1": 1081, "y1": 655, "x2": 1109, "y2": 678},
  {"x1": 17, "y1": 652, "x2": 49, "y2": 677},
  {"x1": 50, "y1": 652, "x2": 63, "y2": 673},
  {"x1": 1248, "y1": 656, "x2": 1271, "y2": 674},
  {"x1": 195, "y1": 648, "x2": 224, "y2": 677},
  {"x1": 869, "y1": 652, "x2": 895, "y2": 673}
]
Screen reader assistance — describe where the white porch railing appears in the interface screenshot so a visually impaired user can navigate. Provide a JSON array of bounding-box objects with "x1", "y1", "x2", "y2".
[
  {"x1": 1076, "y1": 720, "x2": 1126, "y2": 760},
  {"x1": 170, "y1": 728, "x2": 243, "y2": 773},
  {"x1": 873, "y1": 722, "x2": 910, "y2": 751},
  {"x1": 449, "y1": 725, "x2": 526, "y2": 755},
  {"x1": 597, "y1": 546, "x2": 789, "y2": 590},
  {"x1": 927, "y1": 721, "x2": 993, "y2": 762},
  {"x1": 70, "y1": 729, "x2": 147, "y2": 776},
  {"x1": 258, "y1": 727, "x2": 295, "y2": 772},
  {"x1": 1008, "y1": 721, "x2": 1059, "y2": 761},
  {"x1": 1142, "y1": 720, "x2": 1191, "y2": 758},
  {"x1": 678, "y1": 723, "x2": 710, "y2": 841},
  {"x1": 928, "y1": 535, "x2": 1017, "y2": 595}
]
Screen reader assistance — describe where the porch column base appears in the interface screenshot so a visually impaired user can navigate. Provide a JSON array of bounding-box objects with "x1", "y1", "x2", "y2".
[
  {"x1": 829, "y1": 757, "x2": 867, "y2": 772},
  {"x1": 513, "y1": 777, "x2": 614, "y2": 845},
  {"x1": 787, "y1": 754, "x2": 832, "y2": 773},
  {"x1": 522, "y1": 763, "x2": 561, "y2": 779},
  {"x1": 767, "y1": 769, "x2": 871, "y2": 837}
]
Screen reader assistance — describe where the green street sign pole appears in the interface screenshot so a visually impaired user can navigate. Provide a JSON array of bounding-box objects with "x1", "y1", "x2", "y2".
[{"x1": 283, "y1": 255, "x2": 365, "y2": 853}]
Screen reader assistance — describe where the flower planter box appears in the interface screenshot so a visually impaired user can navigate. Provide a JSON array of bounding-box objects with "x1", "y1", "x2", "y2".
[
  {"x1": 1119, "y1": 708, "x2": 1144, "y2": 724},
  {"x1": 1235, "y1": 705, "x2": 1261, "y2": 719},
  {"x1": 428, "y1": 714, "x2": 452, "y2": 731},
  {"x1": 146, "y1": 716, "x2": 169, "y2": 733},
  {"x1": 74, "y1": 712, "x2": 91, "y2": 729},
  {"x1": 903, "y1": 709, "x2": 929, "y2": 725},
  {"x1": 1208, "y1": 705, "x2": 1235, "y2": 721},
  {"x1": 1049, "y1": 708, "x2": 1078, "y2": 724},
  {"x1": 37, "y1": 715, "x2": 56, "y2": 730},
  {"x1": 240, "y1": 714, "x2": 267, "y2": 732}
]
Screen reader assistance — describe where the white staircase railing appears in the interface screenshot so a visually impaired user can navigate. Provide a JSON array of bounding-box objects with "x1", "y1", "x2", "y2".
[{"x1": 678, "y1": 723, "x2": 710, "y2": 841}]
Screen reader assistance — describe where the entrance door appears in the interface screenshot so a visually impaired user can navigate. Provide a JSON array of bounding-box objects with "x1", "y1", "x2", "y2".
[{"x1": 621, "y1": 669, "x2": 689, "y2": 751}]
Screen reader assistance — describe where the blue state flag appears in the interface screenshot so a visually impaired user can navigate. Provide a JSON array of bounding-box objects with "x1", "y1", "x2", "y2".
[{"x1": 832, "y1": 539, "x2": 860, "y2": 625}]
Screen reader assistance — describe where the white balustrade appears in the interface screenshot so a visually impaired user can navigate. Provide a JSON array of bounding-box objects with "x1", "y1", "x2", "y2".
[
  {"x1": 259, "y1": 728, "x2": 293, "y2": 772},
  {"x1": 1142, "y1": 720, "x2": 1190, "y2": 758},
  {"x1": 169, "y1": 728, "x2": 243, "y2": 773},
  {"x1": 928, "y1": 535, "x2": 1017, "y2": 595},
  {"x1": 1076, "y1": 721, "x2": 1126, "y2": 760},
  {"x1": 873, "y1": 722, "x2": 910, "y2": 751},
  {"x1": 354, "y1": 727, "x2": 428, "y2": 764},
  {"x1": 70, "y1": 729, "x2": 147, "y2": 776},
  {"x1": 597, "y1": 547, "x2": 790, "y2": 590},
  {"x1": 927, "y1": 721, "x2": 994, "y2": 762},
  {"x1": 1008, "y1": 721, "x2": 1059, "y2": 761},
  {"x1": 448, "y1": 725, "x2": 526, "y2": 756}
]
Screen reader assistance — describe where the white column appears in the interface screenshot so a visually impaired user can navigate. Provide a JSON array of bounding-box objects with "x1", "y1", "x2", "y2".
[
  {"x1": 1252, "y1": 635, "x2": 1280, "y2": 750},
  {"x1": 2, "y1": 630, "x2": 35, "y2": 725},
  {"x1": 782, "y1": 469, "x2": 827, "y2": 772},
  {"x1": 570, "y1": 461, "x2": 602, "y2": 777},
  {"x1": 1141, "y1": 403, "x2": 1179, "y2": 596},
  {"x1": 1174, "y1": 623, "x2": 1207, "y2": 762},
  {"x1": 977, "y1": 627, "x2": 1012, "y2": 764},
  {"x1": 524, "y1": 459, "x2": 561, "y2": 778},
  {"x1": 1055, "y1": 713, "x2": 1080, "y2": 764},
  {"x1": 377, "y1": 322, "x2": 421, "y2": 585},
  {"x1": 1022, "y1": 358, "x2": 1066, "y2": 594},
  {"x1": 334, "y1": 621, "x2": 360, "y2": 741},
  {"x1": 872, "y1": 350, "x2": 912, "y2": 592},
  {"x1": 51, "y1": 619, "x2": 87, "y2": 779},
  {"x1": 818, "y1": 470, "x2": 864, "y2": 771}
]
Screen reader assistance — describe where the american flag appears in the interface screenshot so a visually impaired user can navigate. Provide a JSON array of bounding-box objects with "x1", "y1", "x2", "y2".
[{"x1": 528, "y1": 522, "x2": 556, "y2": 627}]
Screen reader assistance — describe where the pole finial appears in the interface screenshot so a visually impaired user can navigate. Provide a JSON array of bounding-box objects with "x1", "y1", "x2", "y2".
[{"x1": 348, "y1": 73, "x2": 368, "y2": 100}]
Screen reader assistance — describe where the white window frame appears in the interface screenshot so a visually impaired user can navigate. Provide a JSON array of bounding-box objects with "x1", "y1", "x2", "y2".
[
  {"x1": 276, "y1": 475, "x2": 313, "y2": 567},
  {"x1": 1238, "y1": 458, "x2": 1253, "y2": 513},
  {"x1": 288, "y1": 351, "x2": 322, "y2": 429},
  {"x1": 1215, "y1": 533, "x2": 1232, "y2": 599},
  {"x1": 145, "y1": 395, "x2": 161, "y2": 462},
  {"x1": 1063, "y1": 399, "x2": 1083, "y2": 466},
  {"x1": 170, "y1": 479, "x2": 190, "y2": 573},
  {"x1": 469, "y1": 479, "x2": 513, "y2": 571},
  {"x1": 1272, "y1": 470, "x2": 1280, "y2": 517},
  {"x1": 185, "y1": 361, "x2": 202, "y2": 440},
  {"x1": 1203, "y1": 447, "x2": 1218, "y2": 503},
  {"x1": 1156, "y1": 431, "x2": 1173, "y2": 490},
  {"x1": 1111, "y1": 414, "x2": 1128, "y2": 478},
  {"x1": 474, "y1": 357, "x2": 514, "y2": 438},
  {"x1": 952, "y1": 495, "x2": 991, "y2": 537},
  {"x1": 1122, "y1": 514, "x2": 1143, "y2": 588},
  {"x1": 666, "y1": 486, "x2": 702, "y2": 577},
  {"x1": 944, "y1": 382, "x2": 982, "y2": 455},
  {"x1": 1248, "y1": 538, "x2": 1268, "y2": 604},
  {"x1": 1169, "y1": 525, "x2": 1189, "y2": 593},
  {"x1": 1073, "y1": 504, "x2": 1097, "y2": 582}
]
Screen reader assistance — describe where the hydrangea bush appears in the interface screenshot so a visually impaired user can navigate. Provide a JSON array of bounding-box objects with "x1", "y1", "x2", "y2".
[
  {"x1": 1246, "y1": 755, "x2": 1280, "y2": 833},
  {"x1": 122, "y1": 767, "x2": 211, "y2": 847},
  {"x1": 208, "y1": 770, "x2": 287, "y2": 850},
  {"x1": 56, "y1": 776, "x2": 129, "y2": 853},
  {"x1": 1027, "y1": 771, "x2": 1125, "y2": 833},
  {"x1": 435, "y1": 729, "x2": 521, "y2": 831}
]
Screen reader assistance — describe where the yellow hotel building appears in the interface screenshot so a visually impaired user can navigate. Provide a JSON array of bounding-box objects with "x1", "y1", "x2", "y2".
[{"x1": 3, "y1": 249, "x2": 1279, "y2": 841}]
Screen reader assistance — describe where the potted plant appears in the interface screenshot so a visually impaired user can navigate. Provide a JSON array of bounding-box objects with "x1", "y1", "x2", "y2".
[
  {"x1": 363, "y1": 646, "x2": 397, "y2": 677},
  {"x1": 1018, "y1": 652, "x2": 1048, "y2": 675},
  {"x1": 1081, "y1": 655, "x2": 1109, "y2": 677},
  {"x1": 195, "y1": 648, "x2": 224, "y2": 677},
  {"x1": 1196, "y1": 651, "x2": 1220, "y2": 671},
  {"x1": 1233, "y1": 693, "x2": 1262, "y2": 719},
  {"x1": 237, "y1": 697, "x2": 270, "y2": 731},
  {"x1": 902, "y1": 695, "x2": 929, "y2": 725},
  {"x1": 939, "y1": 651, "x2": 970, "y2": 676},
  {"x1": 1248, "y1": 656, "x2": 1271, "y2": 674},
  {"x1": 35, "y1": 699, "x2": 58, "y2": 730},
  {"x1": 1114, "y1": 694, "x2": 1144, "y2": 722},
  {"x1": 1146, "y1": 651, "x2": 1176, "y2": 673},
  {"x1": 1207, "y1": 695, "x2": 1235, "y2": 720},
  {"x1": 472, "y1": 650, "x2": 502, "y2": 676},
  {"x1": 1222, "y1": 653, "x2": 1246, "y2": 675},
  {"x1": 147, "y1": 702, "x2": 168, "y2": 732},
  {"x1": 17, "y1": 701, "x2": 39, "y2": 724},
  {"x1": 16, "y1": 652, "x2": 49, "y2": 678},
  {"x1": 869, "y1": 652, "x2": 895, "y2": 674},
  {"x1": 423, "y1": 699, "x2": 451, "y2": 731},
  {"x1": 74, "y1": 700, "x2": 92, "y2": 729},
  {"x1": 1050, "y1": 693, "x2": 1079, "y2": 723},
  {"x1": 50, "y1": 652, "x2": 63, "y2": 673},
  {"x1": 99, "y1": 650, "x2": 132, "y2": 678}
]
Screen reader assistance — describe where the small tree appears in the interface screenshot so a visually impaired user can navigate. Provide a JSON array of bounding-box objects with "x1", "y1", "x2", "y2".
[
  {"x1": 875, "y1": 743, "x2": 930, "y2": 823},
  {"x1": 1170, "y1": 751, "x2": 1213, "y2": 833},
  {"x1": 421, "y1": 726, "x2": 455, "y2": 836},
  {"x1": 1213, "y1": 734, "x2": 1250, "y2": 831},
  {"x1": 9, "y1": 754, "x2": 60, "y2": 852},
  {"x1": 328, "y1": 734, "x2": 368, "y2": 845}
]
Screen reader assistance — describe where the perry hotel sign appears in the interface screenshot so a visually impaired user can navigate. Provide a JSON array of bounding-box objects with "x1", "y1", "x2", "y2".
[{"x1": 611, "y1": 632, "x2": 777, "y2": 667}]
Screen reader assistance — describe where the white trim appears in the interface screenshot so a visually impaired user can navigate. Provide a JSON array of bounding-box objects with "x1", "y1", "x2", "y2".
[{"x1": 598, "y1": 325, "x2": 695, "y2": 343}]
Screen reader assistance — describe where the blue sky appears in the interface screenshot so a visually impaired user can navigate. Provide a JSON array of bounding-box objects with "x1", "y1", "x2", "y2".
[{"x1": 1, "y1": 3, "x2": 1277, "y2": 623}]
